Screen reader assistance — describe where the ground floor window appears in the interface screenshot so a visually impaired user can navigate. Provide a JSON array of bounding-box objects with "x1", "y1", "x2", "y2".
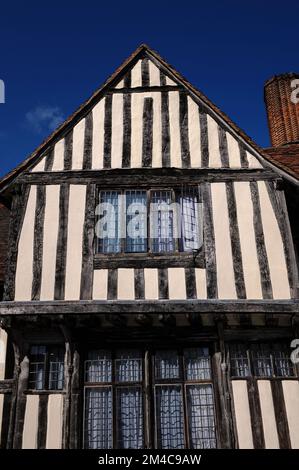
[
  {"x1": 83, "y1": 347, "x2": 217, "y2": 449},
  {"x1": 28, "y1": 344, "x2": 64, "y2": 390},
  {"x1": 229, "y1": 342, "x2": 295, "y2": 378}
]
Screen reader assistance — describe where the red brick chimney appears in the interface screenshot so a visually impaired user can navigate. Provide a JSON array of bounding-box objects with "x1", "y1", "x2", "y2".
[{"x1": 264, "y1": 73, "x2": 299, "y2": 147}]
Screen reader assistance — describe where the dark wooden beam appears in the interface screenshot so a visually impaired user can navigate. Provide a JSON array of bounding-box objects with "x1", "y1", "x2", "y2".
[
  {"x1": 250, "y1": 181, "x2": 273, "y2": 299},
  {"x1": 69, "y1": 347, "x2": 81, "y2": 449},
  {"x1": 17, "y1": 168, "x2": 278, "y2": 186},
  {"x1": 218, "y1": 125, "x2": 229, "y2": 168},
  {"x1": 37, "y1": 395, "x2": 48, "y2": 449},
  {"x1": 202, "y1": 182, "x2": 218, "y2": 299},
  {"x1": 54, "y1": 184, "x2": 69, "y2": 300},
  {"x1": 3, "y1": 185, "x2": 30, "y2": 301},
  {"x1": 94, "y1": 252, "x2": 205, "y2": 269},
  {"x1": 108, "y1": 85, "x2": 182, "y2": 94},
  {"x1": 32, "y1": 185, "x2": 46, "y2": 300},
  {"x1": 247, "y1": 379, "x2": 265, "y2": 448},
  {"x1": 0, "y1": 299, "x2": 298, "y2": 315},
  {"x1": 80, "y1": 184, "x2": 96, "y2": 300},
  {"x1": 271, "y1": 380, "x2": 291, "y2": 449},
  {"x1": 12, "y1": 348, "x2": 30, "y2": 448}
]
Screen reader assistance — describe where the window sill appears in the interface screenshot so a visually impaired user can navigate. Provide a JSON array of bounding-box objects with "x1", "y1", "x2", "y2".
[{"x1": 94, "y1": 250, "x2": 205, "y2": 269}]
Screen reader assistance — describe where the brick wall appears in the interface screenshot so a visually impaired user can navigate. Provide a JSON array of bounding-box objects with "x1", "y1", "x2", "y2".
[{"x1": 264, "y1": 73, "x2": 299, "y2": 147}]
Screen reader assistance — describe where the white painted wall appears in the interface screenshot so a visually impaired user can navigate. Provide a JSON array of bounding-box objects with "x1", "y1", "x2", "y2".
[
  {"x1": 22, "y1": 395, "x2": 39, "y2": 449},
  {"x1": 282, "y1": 380, "x2": 299, "y2": 449},
  {"x1": 257, "y1": 380, "x2": 279, "y2": 448},
  {"x1": 46, "y1": 394, "x2": 63, "y2": 449},
  {"x1": 232, "y1": 380, "x2": 254, "y2": 448}
]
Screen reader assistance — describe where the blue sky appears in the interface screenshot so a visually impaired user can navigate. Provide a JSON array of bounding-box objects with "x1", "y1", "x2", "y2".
[{"x1": 0, "y1": 1, "x2": 298, "y2": 177}]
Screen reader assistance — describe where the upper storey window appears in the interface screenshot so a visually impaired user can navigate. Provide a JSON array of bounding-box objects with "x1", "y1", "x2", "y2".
[
  {"x1": 28, "y1": 345, "x2": 64, "y2": 390},
  {"x1": 96, "y1": 187, "x2": 202, "y2": 254}
]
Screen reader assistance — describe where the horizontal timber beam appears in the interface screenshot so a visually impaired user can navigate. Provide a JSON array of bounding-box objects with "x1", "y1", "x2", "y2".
[
  {"x1": 107, "y1": 85, "x2": 183, "y2": 94},
  {"x1": 0, "y1": 299, "x2": 298, "y2": 315},
  {"x1": 17, "y1": 168, "x2": 278, "y2": 186}
]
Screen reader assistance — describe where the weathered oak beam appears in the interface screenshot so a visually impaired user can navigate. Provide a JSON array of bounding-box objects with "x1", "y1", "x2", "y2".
[
  {"x1": 17, "y1": 168, "x2": 278, "y2": 186},
  {"x1": 0, "y1": 299, "x2": 298, "y2": 315}
]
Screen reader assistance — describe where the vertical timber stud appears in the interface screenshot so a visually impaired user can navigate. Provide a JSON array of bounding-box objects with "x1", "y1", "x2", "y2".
[
  {"x1": 226, "y1": 182, "x2": 246, "y2": 299},
  {"x1": 202, "y1": 182, "x2": 218, "y2": 299},
  {"x1": 213, "y1": 318, "x2": 235, "y2": 448},
  {"x1": 32, "y1": 185, "x2": 46, "y2": 300},
  {"x1": 199, "y1": 108, "x2": 209, "y2": 167},
  {"x1": 82, "y1": 112, "x2": 93, "y2": 170},
  {"x1": 6, "y1": 328, "x2": 21, "y2": 449},
  {"x1": 271, "y1": 380, "x2": 291, "y2": 449},
  {"x1": 250, "y1": 181, "x2": 273, "y2": 299},
  {"x1": 142, "y1": 98, "x2": 153, "y2": 168},
  {"x1": 3, "y1": 185, "x2": 30, "y2": 301},
  {"x1": 12, "y1": 339, "x2": 29, "y2": 448},
  {"x1": 179, "y1": 92, "x2": 191, "y2": 168},
  {"x1": 247, "y1": 379, "x2": 265, "y2": 448},
  {"x1": 161, "y1": 71, "x2": 170, "y2": 167},
  {"x1": 60, "y1": 325, "x2": 73, "y2": 449},
  {"x1": 80, "y1": 184, "x2": 96, "y2": 300},
  {"x1": 69, "y1": 346, "x2": 81, "y2": 449},
  {"x1": 37, "y1": 395, "x2": 48, "y2": 449},
  {"x1": 54, "y1": 183, "x2": 70, "y2": 300},
  {"x1": 64, "y1": 131, "x2": 73, "y2": 171}
]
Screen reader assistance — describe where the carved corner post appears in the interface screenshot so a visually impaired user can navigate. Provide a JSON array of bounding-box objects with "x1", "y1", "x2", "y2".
[
  {"x1": 60, "y1": 324, "x2": 73, "y2": 449},
  {"x1": 5, "y1": 327, "x2": 30, "y2": 449},
  {"x1": 213, "y1": 315, "x2": 236, "y2": 449},
  {"x1": 69, "y1": 344, "x2": 81, "y2": 449}
]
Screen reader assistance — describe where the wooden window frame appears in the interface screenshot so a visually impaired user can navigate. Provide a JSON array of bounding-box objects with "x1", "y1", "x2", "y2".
[
  {"x1": 228, "y1": 341, "x2": 297, "y2": 380},
  {"x1": 94, "y1": 185, "x2": 204, "y2": 269},
  {"x1": 28, "y1": 344, "x2": 65, "y2": 392},
  {"x1": 82, "y1": 345, "x2": 218, "y2": 450}
]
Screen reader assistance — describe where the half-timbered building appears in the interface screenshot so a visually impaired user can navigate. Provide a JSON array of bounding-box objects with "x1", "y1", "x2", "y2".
[{"x1": 0, "y1": 45, "x2": 299, "y2": 449}]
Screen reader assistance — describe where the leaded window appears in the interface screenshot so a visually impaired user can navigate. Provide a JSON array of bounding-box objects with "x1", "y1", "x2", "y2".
[
  {"x1": 84, "y1": 350, "x2": 144, "y2": 449},
  {"x1": 97, "y1": 191, "x2": 121, "y2": 253},
  {"x1": 154, "y1": 348, "x2": 216, "y2": 449},
  {"x1": 28, "y1": 345, "x2": 64, "y2": 390},
  {"x1": 96, "y1": 187, "x2": 202, "y2": 254},
  {"x1": 151, "y1": 190, "x2": 175, "y2": 253},
  {"x1": 229, "y1": 342, "x2": 295, "y2": 378},
  {"x1": 83, "y1": 347, "x2": 217, "y2": 449}
]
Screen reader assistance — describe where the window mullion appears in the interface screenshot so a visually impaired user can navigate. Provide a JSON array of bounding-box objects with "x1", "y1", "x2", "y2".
[
  {"x1": 144, "y1": 350, "x2": 152, "y2": 449},
  {"x1": 147, "y1": 190, "x2": 152, "y2": 253},
  {"x1": 180, "y1": 350, "x2": 190, "y2": 449},
  {"x1": 172, "y1": 189, "x2": 179, "y2": 253},
  {"x1": 45, "y1": 349, "x2": 50, "y2": 390},
  {"x1": 112, "y1": 351, "x2": 117, "y2": 449}
]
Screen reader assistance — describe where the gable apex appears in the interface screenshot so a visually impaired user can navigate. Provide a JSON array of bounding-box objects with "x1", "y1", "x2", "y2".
[{"x1": 0, "y1": 44, "x2": 297, "y2": 196}]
